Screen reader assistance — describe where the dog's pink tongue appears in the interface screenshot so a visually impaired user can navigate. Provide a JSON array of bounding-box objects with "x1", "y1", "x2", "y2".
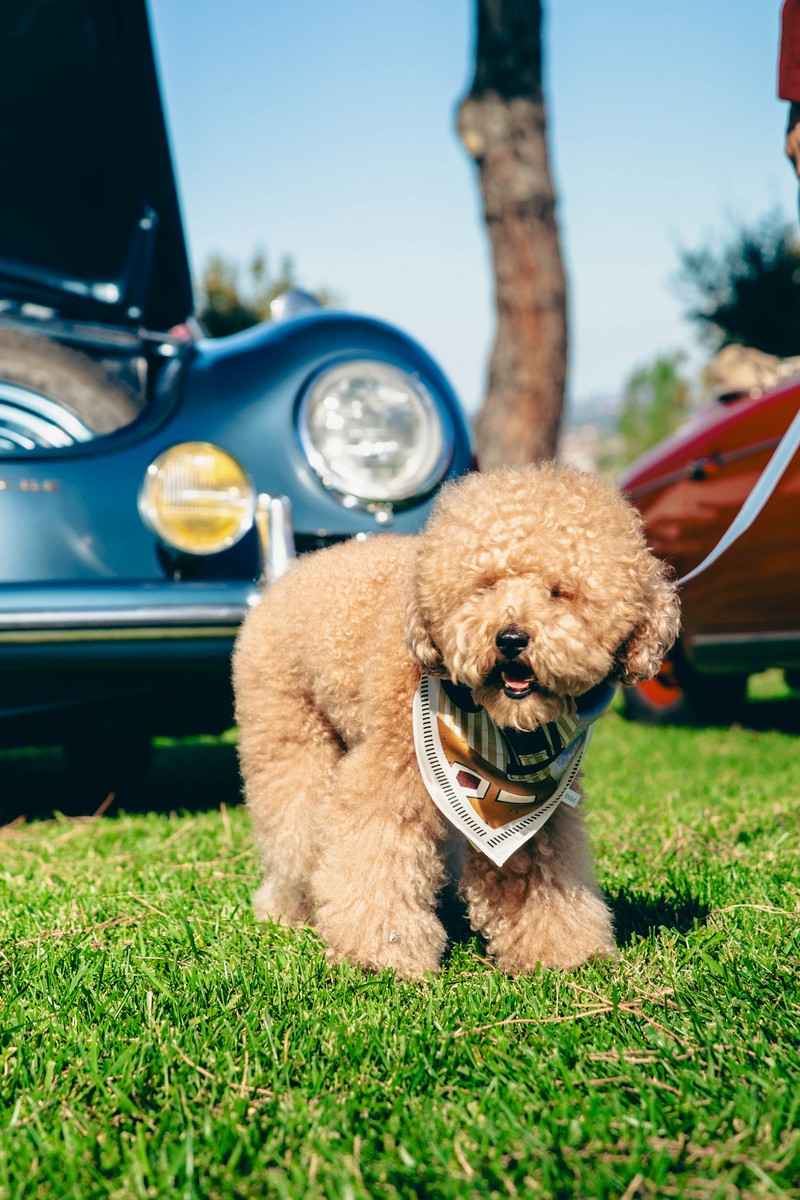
[{"x1": 502, "y1": 667, "x2": 533, "y2": 692}]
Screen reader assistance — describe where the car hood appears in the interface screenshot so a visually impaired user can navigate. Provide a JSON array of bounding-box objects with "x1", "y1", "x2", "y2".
[{"x1": 0, "y1": 0, "x2": 193, "y2": 331}]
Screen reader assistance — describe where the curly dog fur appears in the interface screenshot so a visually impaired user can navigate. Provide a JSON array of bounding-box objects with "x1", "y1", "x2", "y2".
[{"x1": 233, "y1": 463, "x2": 680, "y2": 978}]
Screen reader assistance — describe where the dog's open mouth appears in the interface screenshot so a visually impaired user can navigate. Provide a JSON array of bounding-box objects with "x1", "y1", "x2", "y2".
[{"x1": 496, "y1": 661, "x2": 542, "y2": 700}]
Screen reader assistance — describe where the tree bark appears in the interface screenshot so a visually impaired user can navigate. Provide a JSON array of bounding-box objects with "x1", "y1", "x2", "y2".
[{"x1": 458, "y1": 0, "x2": 567, "y2": 468}]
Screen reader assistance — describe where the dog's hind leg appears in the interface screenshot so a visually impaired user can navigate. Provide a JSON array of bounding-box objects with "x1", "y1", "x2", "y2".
[
  {"x1": 311, "y1": 743, "x2": 449, "y2": 979},
  {"x1": 459, "y1": 803, "x2": 617, "y2": 973},
  {"x1": 238, "y1": 686, "x2": 344, "y2": 928}
]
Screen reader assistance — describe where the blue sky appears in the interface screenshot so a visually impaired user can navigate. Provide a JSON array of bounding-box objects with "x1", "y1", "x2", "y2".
[{"x1": 149, "y1": 1, "x2": 796, "y2": 416}]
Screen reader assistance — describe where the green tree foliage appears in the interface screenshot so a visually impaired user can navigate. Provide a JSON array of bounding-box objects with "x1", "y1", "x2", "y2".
[
  {"x1": 196, "y1": 250, "x2": 340, "y2": 338},
  {"x1": 678, "y1": 212, "x2": 800, "y2": 358},
  {"x1": 196, "y1": 250, "x2": 297, "y2": 338},
  {"x1": 616, "y1": 351, "x2": 693, "y2": 467}
]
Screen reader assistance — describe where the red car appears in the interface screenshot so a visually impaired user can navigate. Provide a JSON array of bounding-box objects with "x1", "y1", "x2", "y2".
[{"x1": 618, "y1": 380, "x2": 800, "y2": 723}]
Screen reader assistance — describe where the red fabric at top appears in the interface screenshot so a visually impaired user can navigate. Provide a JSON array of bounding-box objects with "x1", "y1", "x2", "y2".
[{"x1": 780, "y1": 0, "x2": 800, "y2": 100}]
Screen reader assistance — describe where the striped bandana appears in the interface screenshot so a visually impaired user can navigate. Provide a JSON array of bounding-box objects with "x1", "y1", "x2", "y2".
[{"x1": 412, "y1": 674, "x2": 615, "y2": 867}]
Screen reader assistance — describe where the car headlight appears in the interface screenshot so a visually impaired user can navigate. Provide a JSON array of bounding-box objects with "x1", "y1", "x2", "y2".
[
  {"x1": 138, "y1": 442, "x2": 255, "y2": 555},
  {"x1": 297, "y1": 360, "x2": 452, "y2": 505}
]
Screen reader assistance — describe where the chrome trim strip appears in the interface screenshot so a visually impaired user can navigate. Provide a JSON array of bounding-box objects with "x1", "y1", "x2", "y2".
[
  {"x1": 0, "y1": 602, "x2": 253, "y2": 631},
  {"x1": 0, "y1": 625, "x2": 241, "y2": 645},
  {"x1": 689, "y1": 630, "x2": 800, "y2": 674},
  {"x1": 692, "y1": 631, "x2": 800, "y2": 647}
]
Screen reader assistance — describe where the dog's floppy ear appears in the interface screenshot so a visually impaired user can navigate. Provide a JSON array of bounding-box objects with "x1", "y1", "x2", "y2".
[
  {"x1": 405, "y1": 596, "x2": 446, "y2": 674},
  {"x1": 613, "y1": 574, "x2": 681, "y2": 686}
]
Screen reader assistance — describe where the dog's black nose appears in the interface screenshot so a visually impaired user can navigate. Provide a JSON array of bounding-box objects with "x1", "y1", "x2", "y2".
[{"x1": 495, "y1": 627, "x2": 529, "y2": 658}]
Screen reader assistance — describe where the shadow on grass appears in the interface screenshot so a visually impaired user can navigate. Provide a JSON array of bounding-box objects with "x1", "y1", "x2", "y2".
[
  {"x1": 608, "y1": 886, "x2": 710, "y2": 946},
  {"x1": 437, "y1": 880, "x2": 482, "y2": 958},
  {"x1": 657, "y1": 696, "x2": 800, "y2": 734},
  {"x1": 735, "y1": 697, "x2": 800, "y2": 733},
  {"x1": 436, "y1": 884, "x2": 712, "y2": 959},
  {"x1": 0, "y1": 738, "x2": 243, "y2": 826}
]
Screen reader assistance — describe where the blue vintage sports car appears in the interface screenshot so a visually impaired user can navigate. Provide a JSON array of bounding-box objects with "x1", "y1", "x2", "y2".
[{"x1": 0, "y1": 1, "x2": 472, "y2": 782}]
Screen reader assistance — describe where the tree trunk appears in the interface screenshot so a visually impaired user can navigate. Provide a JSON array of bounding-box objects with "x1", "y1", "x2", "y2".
[{"x1": 458, "y1": 0, "x2": 567, "y2": 468}]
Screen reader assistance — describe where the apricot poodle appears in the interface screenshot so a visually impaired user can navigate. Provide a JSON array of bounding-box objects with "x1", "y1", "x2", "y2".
[{"x1": 233, "y1": 463, "x2": 680, "y2": 978}]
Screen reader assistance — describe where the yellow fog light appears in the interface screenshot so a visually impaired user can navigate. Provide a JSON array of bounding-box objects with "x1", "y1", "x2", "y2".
[{"x1": 138, "y1": 442, "x2": 255, "y2": 555}]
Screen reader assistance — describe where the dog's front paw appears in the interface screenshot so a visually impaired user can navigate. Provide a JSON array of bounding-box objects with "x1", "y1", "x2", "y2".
[
  {"x1": 317, "y1": 907, "x2": 447, "y2": 980},
  {"x1": 489, "y1": 893, "x2": 617, "y2": 974}
]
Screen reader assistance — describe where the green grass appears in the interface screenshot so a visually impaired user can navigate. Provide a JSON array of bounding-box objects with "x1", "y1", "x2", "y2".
[{"x1": 1, "y1": 700, "x2": 800, "y2": 1199}]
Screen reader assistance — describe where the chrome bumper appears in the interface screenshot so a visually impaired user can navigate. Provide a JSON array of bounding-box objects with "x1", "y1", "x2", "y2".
[
  {"x1": 0, "y1": 584, "x2": 256, "y2": 644},
  {"x1": 0, "y1": 495, "x2": 298, "y2": 646}
]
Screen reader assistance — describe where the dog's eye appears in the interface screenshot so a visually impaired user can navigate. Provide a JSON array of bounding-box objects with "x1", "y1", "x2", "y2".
[
  {"x1": 478, "y1": 577, "x2": 499, "y2": 591},
  {"x1": 550, "y1": 584, "x2": 573, "y2": 601}
]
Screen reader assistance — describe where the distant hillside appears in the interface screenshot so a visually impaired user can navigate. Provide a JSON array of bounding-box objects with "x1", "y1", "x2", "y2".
[
  {"x1": 560, "y1": 393, "x2": 622, "y2": 473},
  {"x1": 563, "y1": 393, "x2": 620, "y2": 432}
]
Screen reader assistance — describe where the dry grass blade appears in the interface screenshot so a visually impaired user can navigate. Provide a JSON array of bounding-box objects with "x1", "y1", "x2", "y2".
[
  {"x1": 171, "y1": 1044, "x2": 273, "y2": 1099},
  {"x1": 10, "y1": 913, "x2": 140, "y2": 948},
  {"x1": 619, "y1": 1172, "x2": 644, "y2": 1200},
  {"x1": 453, "y1": 1002, "x2": 626, "y2": 1036}
]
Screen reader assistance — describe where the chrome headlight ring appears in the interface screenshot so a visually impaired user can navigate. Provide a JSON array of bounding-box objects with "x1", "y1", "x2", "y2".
[{"x1": 296, "y1": 359, "x2": 453, "y2": 510}]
